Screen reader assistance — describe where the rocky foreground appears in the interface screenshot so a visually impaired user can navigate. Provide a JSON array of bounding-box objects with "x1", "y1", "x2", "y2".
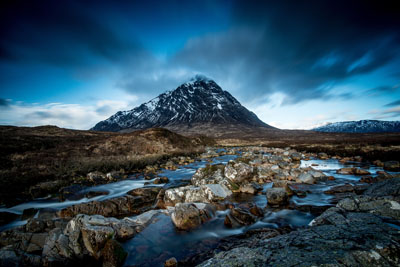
[{"x1": 0, "y1": 146, "x2": 399, "y2": 266}]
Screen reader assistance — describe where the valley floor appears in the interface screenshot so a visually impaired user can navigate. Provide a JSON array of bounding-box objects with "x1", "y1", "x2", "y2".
[{"x1": 0, "y1": 126, "x2": 400, "y2": 266}]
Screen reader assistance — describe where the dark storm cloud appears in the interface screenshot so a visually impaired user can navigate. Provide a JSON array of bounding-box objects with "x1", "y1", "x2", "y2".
[
  {"x1": 0, "y1": 98, "x2": 10, "y2": 107},
  {"x1": 168, "y1": 0, "x2": 400, "y2": 104},
  {"x1": 0, "y1": 0, "x2": 142, "y2": 66},
  {"x1": 385, "y1": 100, "x2": 400, "y2": 107},
  {"x1": 2, "y1": 0, "x2": 400, "y2": 105}
]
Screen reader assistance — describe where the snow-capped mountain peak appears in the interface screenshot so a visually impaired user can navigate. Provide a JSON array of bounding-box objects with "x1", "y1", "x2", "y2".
[
  {"x1": 312, "y1": 120, "x2": 400, "y2": 133},
  {"x1": 91, "y1": 76, "x2": 272, "y2": 132}
]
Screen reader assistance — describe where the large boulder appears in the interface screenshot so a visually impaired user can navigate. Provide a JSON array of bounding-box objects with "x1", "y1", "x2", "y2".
[
  {"x1": 200, "y1": 209, "x2": 400, "y2": 266},
  {"x1": 58, "y1": 188, "x2": 161, "y2": 218},
  {"x1": 164, "y1": 184, "x2": 232, "y2": 206},
  {"x1": 171, "y1": 203, "x2": 215, "y2": 230},
  {"x1": 224, "y1": 162, "x2": 253, "y2": 183},
  {"x1": 42, "y1": 214, "x2": 146, "y2": 265},
  {"x1": 266, "y1": 188, "x2": 288, "y2": 206}
]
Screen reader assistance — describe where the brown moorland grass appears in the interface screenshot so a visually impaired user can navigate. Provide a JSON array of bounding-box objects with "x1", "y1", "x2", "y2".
[{"x1": 0, "y1": 125, "x2": 213, "y2": 205}]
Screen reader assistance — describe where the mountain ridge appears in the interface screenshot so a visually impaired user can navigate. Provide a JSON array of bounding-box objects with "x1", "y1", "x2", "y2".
[
  {"x1": 91, "y1": 75, "x2": 274, "y2": 133},
  {"x1": 312, "y1": 119, "x2": 400, "y2": 133}
]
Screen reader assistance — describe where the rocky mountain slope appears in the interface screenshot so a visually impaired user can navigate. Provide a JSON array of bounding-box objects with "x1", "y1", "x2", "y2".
[
  {"x1": 312, "y1": 120, "x2": 400, "y2": 133},
  {"x1": 91, "y1": 75, "x2": 274, "y2": 134}
]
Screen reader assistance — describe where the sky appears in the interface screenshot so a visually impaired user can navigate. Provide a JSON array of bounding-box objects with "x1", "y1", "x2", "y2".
[{"x1": 1, "y1": 0, "x2": 400, "y2": 130}]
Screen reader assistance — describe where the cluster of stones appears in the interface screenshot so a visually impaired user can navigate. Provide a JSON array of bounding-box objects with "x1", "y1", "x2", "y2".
[{"x1": 1, "y1": 146, "x2": 399, "y2": 267}]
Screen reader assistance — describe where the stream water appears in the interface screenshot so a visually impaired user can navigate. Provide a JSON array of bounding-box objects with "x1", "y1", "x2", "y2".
[{"x1": 0, "y1": 151, "x2": 397, "y2": 266}]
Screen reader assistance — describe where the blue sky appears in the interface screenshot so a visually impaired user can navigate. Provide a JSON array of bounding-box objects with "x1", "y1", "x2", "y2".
[{"x1": 1, "y1": 0, "x2": 400, "y2": 129}]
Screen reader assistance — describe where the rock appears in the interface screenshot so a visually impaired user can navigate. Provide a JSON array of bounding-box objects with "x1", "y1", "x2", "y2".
[
  {"x1": 290, "y1": 152, "x2": 302, "y2": 161},
  {"x1": 25, "y1": 218, "x2": 46, "y2": 233},
  {"x1": 363, "y1": 177, "x2": 400, "y2": 199},
  {"x1": 106, "y1": 171, "x2": 122, "y2": 181},
  {"x1": 238, "y1": 183, "x2": 261, "y2": 194},
  {"x1": 171, "y1": 203, "x2": 215, "y2": 230},
  {"x1": 272, "y1": 180, "x2": 294, "y2": 196},
  {"x1": 266, "y1": 188, "x2": 288, "y2": 206},
  {"x1": 58, "y1": 193, "x2": 158, "y2": 218},
  {"x1": 317, "y1": 152, "x2": 329, "y2": 159},
  {"x1": 227, "y1": 208, "x2": 257, "y2": 226},
  {"x1": 373, "y1": 160, "x2": 384, "y2": 167},
  {"x1": 202, "y1": 184, "x2": 232, "y2": 201},
  {"x1": 164, "y1": 257, "x2": 178, "y2": 267},
  {"x1": 324, "y1": 183, "x2": 368, "y2": 195},
  {"x1": 224, "y1": 162, "x2": 253, "y2": 183},
  {"x1": 354, "y1": 168, "x2": 371, "y2": 175},
  {"x1": 59, "y1": 184, "x2": 88, "y2": 201},
  {"x1": 26, "y1": 233, "x2": 48, "y2": 253},
  {"x1": 200, "y1": 209, "x2": 400, "y2": 267},
  {"x1": 153, "y1": 176, "x2": 169, "y2": 184},
  {"x1": 338, "y1": 196, "x2": 400, "y2": 220},
  {"x1": 87, "y1": 171, "x2": 107, "y2": 183},
  {"x1": 101, "y1": 239, "x2": 127, "y2": 267},
  {"x1": 164, "y1": 184, "x2": 232, "y2": 206},
  {"x1": 297, "y1": 172, "x2": 315, "y2": 184},
  {"x1": 29, "y1": 180, "x2": 65, "y2": 198},
  {"x1": 127, "y1": 187, "x2": 161, "y2": 200},
  {"x1": 85, "y1": 191, "x2": 109, "y2": 199},
  {"x1": 0, "y1": 247, "x2": 20, "y2": 267},
  {"x1": 384, "y1": 161, "x2": 400, "y2": 171}
]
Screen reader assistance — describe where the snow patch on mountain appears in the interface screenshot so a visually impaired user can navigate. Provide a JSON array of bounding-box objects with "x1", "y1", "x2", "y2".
[{"x1": 312, "y1": 120, "x2": 400, "y2": 133}]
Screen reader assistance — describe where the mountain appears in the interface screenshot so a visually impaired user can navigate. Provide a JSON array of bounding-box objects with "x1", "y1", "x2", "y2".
[
  {"x1": 312, "y1": 120, "x2": 400, "y2": 133},
  {"x1": 91, "y1": 75, "x2": 274, "y2": 135}
]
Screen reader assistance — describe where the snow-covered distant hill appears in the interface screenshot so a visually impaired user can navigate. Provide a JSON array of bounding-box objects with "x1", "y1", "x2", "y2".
[
  {"x1": 312, "y1": 120, "x2": 400, "y2": 133},
  {"x1": 91, "y1": 75, "x2": 273, "y2": 132}
]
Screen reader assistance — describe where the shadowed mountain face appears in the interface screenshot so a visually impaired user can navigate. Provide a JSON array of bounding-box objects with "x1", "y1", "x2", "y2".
[{"x1": 91, "y1": 75, "x2": 273, "y2": 133}]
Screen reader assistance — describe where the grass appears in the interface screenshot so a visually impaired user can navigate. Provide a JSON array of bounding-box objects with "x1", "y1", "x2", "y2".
[{"x1": 0, "y1": 126, "x2": 213, "y2": 205}]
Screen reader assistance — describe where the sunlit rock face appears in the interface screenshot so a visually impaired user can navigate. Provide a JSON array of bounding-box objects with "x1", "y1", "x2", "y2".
[{"x1": 91, "y1": 75, "x2": 272, "y2": 132}]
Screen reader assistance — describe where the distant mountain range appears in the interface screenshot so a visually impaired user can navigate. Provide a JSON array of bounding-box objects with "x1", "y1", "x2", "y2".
[
  {"x1": 312, "y1": 120, "x2": 400, "y2": 133},
  {"x1": 91, "y1": 75, "x2": 274, "y2": 134}
]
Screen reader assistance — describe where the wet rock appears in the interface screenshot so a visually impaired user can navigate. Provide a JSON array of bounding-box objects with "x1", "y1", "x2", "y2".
[
  {"x1": 153, "y1": 176, "x2": 169, "y2": 184},
  {"x1": 317, "y1": 152, "x2": 329, "y2": 159},
  {"x1": 338, "y1": 196, "x2": 400, "y2": 220},
  {"x1": 238, "y1": 183, "x2": 261, "y2": 194},
  {"x1": 373, "y1": 159, "x2": 384, "y2": 167},
  {"x1": 364, "y1": 177, "x2": 400, "y2": 199},
  {"x1": 106, "y1": 171, "x2": 122, "y2": 181},
  {"x1": 226, "y1": 207, "x2": 257, "y2": 226},
  {"x1": 200, "y1": 209, "x2": 400, "y2": 267},
  {"x1": 290, "y1": 152, "x2": 302, "y2": 161},
  {"x1": 324, "y1": 183, "x2": 368, "y2": 195},
  {"x1": 59, "y1": 184, "x2": 88, "y2": 201},
  {"x1": 25, "y1": 218, "x2": 46, "y2": 233},
  {"x1": 58, "y1": 193, "x2": 158, "y2": 218},
  {"x1": 384, "y1": 160, "x2": 400, "y2": 171},
  {"x1": 336, "y1": 167, "x2": 371, "y2": 175},
  {"x1": 266, "y1": 188, "x2": 288, "y2": 206},
  {"x1": 85, "y1": 191, "x2": 109, "y2": 199},
  {"x1": 42, "y1": 214, "x2": 137, "y2": 265},
  {"x1": 224, "y1": 162, "x2": 253, "y2": 184},
  {"x1": 29, "y1": 180, "x2": 65, "y2": 198},
  {"x1": 272, "y1": 180, "x2": 294, "y2": 196},
  {"x1": 87, "y1": 171, "x2": 107, "y2": 184},
  {"x1": 164, "y1": 257, "x2": 178, "y2": 267},
  {"x1": 164, "y1": 184, "x2": 232, "y2": 206},
  {"x1": 101, "y1": 239, "x2": 127, "y2": 267},
  {"x1": 297, "y1": 172, "x2": 315, "y2": 184},
  {"x1": 171, "y1": 203, "x2": 215, "y2": 230},
  {"x1": 287, "y1": 183, "x2": 309, "y2": 197}
]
